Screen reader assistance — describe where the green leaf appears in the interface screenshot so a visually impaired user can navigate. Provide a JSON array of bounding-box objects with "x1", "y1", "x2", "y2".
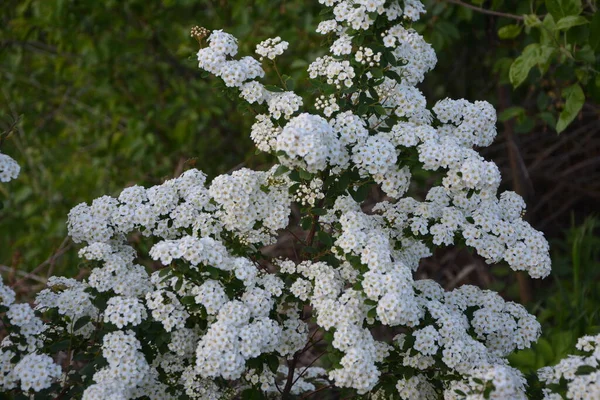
[
  {"x1": 180, "y1": 296, "x2": 197, "y2": 305},
  {"x1": 371, "y1": 68, "x2": 384, "y2": 79},
  {"x1": 266, "y1": 354, "x2": 280, "y2": 374},
  {"x1": 498, "y1": 24, "x2": 522, "y2": 39},
  {"x1": 576, "y1": 365, "x2": 597, "y2": 375},
  {"x1": 264, "y1": 85, "x2": 284, "y2": 93},
  {"x1": 538, "y1": 111, "x2": 557, "y2": 127},
  {"x1": 373, "y1": 105, "x2": 387, "y2": 116},
  {"x1": 298, "y1": 169, "x2": 312, "y2": 180},
  {"x1": 545, "y1": 0, "x2": 582, "y2": 20},
  {"x1": 273, "y1": 165, "x2": 290, "y2": 176},
  {"x1": 49, "y1": 339, "x2": 71, "y2": 353},
  {"x1": 384, "y1": 70, "x2": 402, "y2": 83},
  {"x1": 515, "y1": 116, "x2": 535, "y2": 134},
  {"x1": 540, "y1": 14, "x2": 559, "y2": 45},
  {"x1": 357, "y1": 103, "x2": 368, "y2": 115},
  {"x1": 241, "y1": 388, "x2": 266, "y2": 400},
  {"x1": 509, "y1": 44, "x2": 555, "y2": 87},
  {"x1": 498, "y1": 106, "x2": 525, "y2": 122},
  {"x1": 523, "y1": 14, "x2": 542, "y2": 28},
  {"x1": 590, "y1": 11, "x2": 600, "y2": 51},
  {"x1": 556, "y1": 83, "x2": 584, "y2": 133},
  {"x1": 556, "y1": 15, "x2": 589, "y2": 30},
  {"x1": 74, "y1": 316, "x2": 93, "y2": 331},
  {"x1": 317, "y1": 230, "x2": 333, "y2": 247},
  {"x1": 350, "y1": 183, "x2": 371, "y2": 203},
  {"x1": 311, "y1": 208, "x2": 327, "y2": 216}
]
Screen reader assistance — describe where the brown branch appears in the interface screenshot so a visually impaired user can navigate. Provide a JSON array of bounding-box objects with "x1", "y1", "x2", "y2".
[
  {"x1": 292, "y1": 350, "x2": 328, "y2": 387},
  {"x1": 442, "y1": 0, "x2": 527, "y2": 21},
  {"x1": 11, "y1": 237, "x2": 72, "y2": 289},
  {"x1": 301, "y1": 384, "x2": 334, "y2": 399}
]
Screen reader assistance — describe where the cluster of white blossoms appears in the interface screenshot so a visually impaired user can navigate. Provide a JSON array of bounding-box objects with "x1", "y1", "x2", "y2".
[
  {"x1": 355, "y1": 46, "x2": 382, "y2": 67},
  {"x1": 255, "y1": 36, "x2": 289, "y2": 60},
  {"x1": 308, "y1": 55, "x2": 356, "y2": 89},
  {"x1": 0, "y1": 152, "x2": 20, "y2": 183},
  {"x1": 538, "y1": 334, "x2": 600, "y2": 400},
  {"x1": 293, "y1": 177, "x2": 325, "y2": 207},
  {"x1": 0, "y1": 0, "x2": 576, "y2": 398},
  {"x1": 0, "y1": 276, "x2": 62, "y2": 392},
  {"x1": 197, "y1": 29, "x2": 264, "y2": 87},
  {"x1": 315, "y1": 94, "x2": 340, "y2": 117}
]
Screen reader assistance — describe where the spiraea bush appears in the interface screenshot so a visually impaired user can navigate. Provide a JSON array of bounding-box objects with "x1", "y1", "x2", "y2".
[{"x1": 0, "y1": 0, "x2": 599, "y2": 399}]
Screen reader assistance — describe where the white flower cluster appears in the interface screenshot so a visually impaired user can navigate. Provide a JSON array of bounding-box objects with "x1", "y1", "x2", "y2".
[
  {"x1": 308, "y1": 55, "x2": 355, "y2": 89},
  {"x1": 198, "y1": 30, "x2": 303, "y2": 122},
  {"x1": 197, "y1": 30, "x2": 264, "y2": 87},
  {"x1": 250, "y1": 114, "x2": 281, "y2": 152},
  {"x1": 104, "y1": 296, "x2": 147, "y2": 329},
  {"x1": 383, "y1": 24, "x2": 437, "y2": 85},
  {"x1": 267, "y1": 91, "x2": 303, "y2": 120},
  {"x1": 389, "y1": 281, "x2": 537, "y2": 399},
  {"x1": 195, "y1": 301, "x2": 281, "y2": 380},
  {"x1": 0, "y1": 152, "x2": 20, "y2": 183},
  {"x1": 255, "y1": 36, "x2": 289, "y2": 60},
  {"x1": 293, "y1": 177, "x2": 325, "y2": 207},
  {"x1": 355, "y1": 46, "x2": 381, "y2": 67},
  {"x1": 83, "y1": 331, "x2": 169, "y2": 400},
  {"x1": 276, "y1": 113, "x2": 348, "y2": 173},
  {"x1": 13, "y1": 354, "x2": 62, "y2": 392},
  {"x1": 539, "y1": 334, "x2": 600, "y2": 400},
  {"x1": 315, "y1": 94, "x2": 340, "y2": 117},
  {"x1": 36, "y1": 276, "x2": 98, "y2": 336},
  {"x1": 445, "y1": 364, "x2": 528, "y2": 400},
  {"x1": 0, "y1": 277, "x2": 62, "y2": 393},
  {"x1": 209, "y1": 166, "x2": 291, "y2": 244}
]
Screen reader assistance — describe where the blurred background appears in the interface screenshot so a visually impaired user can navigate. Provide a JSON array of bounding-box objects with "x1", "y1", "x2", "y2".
[{"x1": 1, "y1": 0, "x2": 599, "y2": 381}]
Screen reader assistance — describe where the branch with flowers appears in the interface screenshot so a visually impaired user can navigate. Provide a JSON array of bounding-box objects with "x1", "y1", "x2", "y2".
[{"x1": 0, "y1": 0, "x2": 598, "y2": 399}]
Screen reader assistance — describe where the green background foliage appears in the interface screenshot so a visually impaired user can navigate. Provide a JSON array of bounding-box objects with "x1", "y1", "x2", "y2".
[{"x1": 0, "y1": 0, "x2": 322, "y2": 274}]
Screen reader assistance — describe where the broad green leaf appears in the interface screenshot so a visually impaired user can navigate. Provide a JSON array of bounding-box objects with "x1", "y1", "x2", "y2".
[
  {"x1": 545, "y1": 0, "x2": 582, "y2": 20},
  {"x1": 515, "y1": 116, "x2": 536, "y2": 133},
  {"x1": 371, "y1": 68, "x2": 384, "y2": 78},
  {"x1": 498, "y1": 24, "x2": 522, "y2": 39},
  {"x1": 539, "y1": 111, "x2": 557, "y2": 127},
  {"x1": 273, "y1": 165, "x2": 290, "y2": 176},
  {"x1": 540, "y1": 14, "x2": 559, "y2": 46},
  {"x1": 536, "y1": 338, "x2": 555, "y2": 364},
  {"x1": 498, "y1": 106, "x2": 525, "y2": 122},
  {"x1": 556, "y1": 15, "x2": 589, "y2": 30},
  {"x1": 509, "y1": 44, "x2": 555, "y2": 87},
  {"x1": 523, "y1": 14, "x2": 542, "y2": 28},
  {"x1": 266, "y1": 354, "x2": 279, "y2": 374},
  {"x1": 298, "y1": 169, "x2": 312, "y2": 180},
  {"x1": 73, "y1": 315, "x2": 93, "y2": 331},
  {"x1": 574, "y1": 46, "x2": 596, "y2": 65},
  {"x1": 590, "y1": 10, "x2": 600, "y2": 50},
  {"x1": 556, "y1": 83, "x2": 584, "y2": 133}
]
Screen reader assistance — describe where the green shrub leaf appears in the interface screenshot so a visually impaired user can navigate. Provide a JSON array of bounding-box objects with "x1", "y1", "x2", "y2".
[
  {"x1": 545, "y1": 0, "x2": 582, "y2": 20},
  {"x1": 556, "y1": 15, "x2": 589, "y2": 30},
  {"x1": 556, "y1": 83, "x2": 584, "y2": 133},
  {"x1": 590, "y1": 11, "x2": 600, "y2": 51},
  {"x1": 509, "y1": 44, "x2": 555, "y2": 87},
  {"x1": 498, "y1": 24, "x2": 522, "y2": 39}
]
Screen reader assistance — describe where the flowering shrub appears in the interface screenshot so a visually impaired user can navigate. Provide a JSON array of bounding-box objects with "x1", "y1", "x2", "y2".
[{"x1": 1, "y1": 0, "x2": 595, "y2": 399}]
